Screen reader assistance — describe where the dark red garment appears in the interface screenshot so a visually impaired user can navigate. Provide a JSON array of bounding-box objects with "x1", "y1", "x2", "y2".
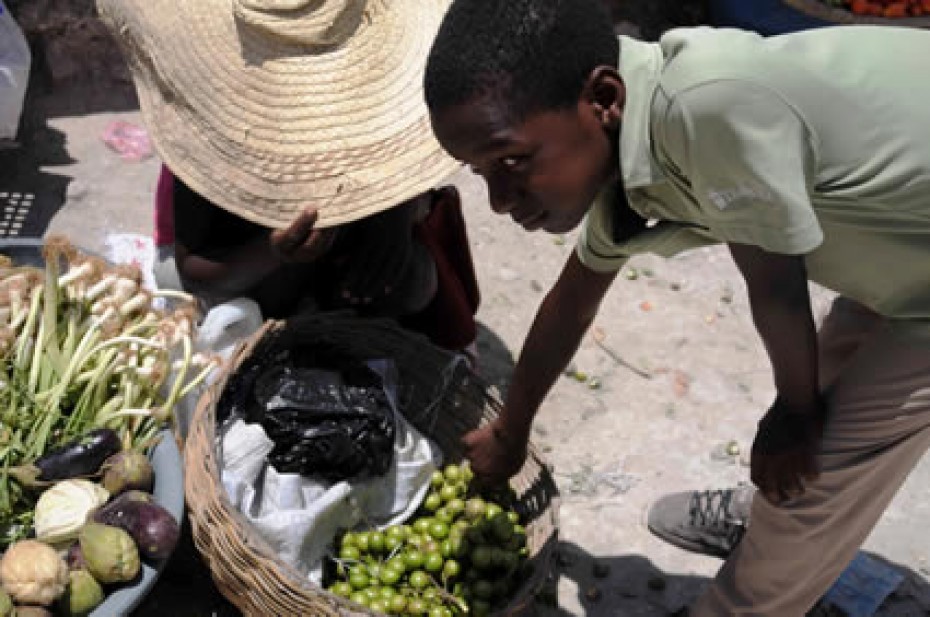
[{"x1": 402, "y1": 196, "x2": 481, "y2": 351}]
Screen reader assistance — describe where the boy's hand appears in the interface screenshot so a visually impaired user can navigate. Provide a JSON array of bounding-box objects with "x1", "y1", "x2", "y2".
[
  {"x1": 751, "y1": 397, "x2": 825, "y2": 505},
  {"x1": 270, "y1": 207, "x2": 338, "y2": 263},
  {"x1": 461, "y1": 420, "x2": 528, "y2": 486}
]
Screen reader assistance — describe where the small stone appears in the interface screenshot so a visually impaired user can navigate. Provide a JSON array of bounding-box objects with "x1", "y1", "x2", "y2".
[
  {"x1": 669, "y1": 282, "x2": 682, "y2": 291},
  {"x1": 647, "y1": 575, "x2": 667, "y2": 592},
  {"x1": 584, "y1": 586, "x2": 602, "y2": 602},
  {"x1": 572, "y1": 370, "x2": 589, "y2": 383},
  {"x1": 640, "y1": 301, "x2": 653, "y2": 312},
  {"x1": 726, "y1": 440, "x2": 741, "y2": 456},
  {"x1": 592, "y1": 561, "x2": 611, "y2": 579},
  {"x1": 624, "y1": 267, "x2": 639, "y2": 280},
  {"x1": 641, "y1": 267, "x2": 654, "y2": 277},
  {"x1": 588, "y1": 377, "x2": 602, "y2": 390},
  {"x1": 553, "y1": 235, "x2": 566, "y2": 246},
  {"x1": 530, "y1": 280, "x2": 543, "y2": 293}
]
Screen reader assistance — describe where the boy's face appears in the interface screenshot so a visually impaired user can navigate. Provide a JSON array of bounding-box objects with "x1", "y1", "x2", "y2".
[{"x1": 431, "y1": 70, "x2": 623, "y2": 234}]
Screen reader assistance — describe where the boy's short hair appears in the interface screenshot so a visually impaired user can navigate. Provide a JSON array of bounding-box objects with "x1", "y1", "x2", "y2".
[{"x1": 425, "y1": 0, "x2": 619, "y2": 122}]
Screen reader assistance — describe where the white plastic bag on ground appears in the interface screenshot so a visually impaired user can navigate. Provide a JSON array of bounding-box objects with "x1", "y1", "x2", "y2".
[
  {"x1": 220, "y1": 359, "x2": 442, "y2": 583},
  {"x1": 0, "y1": 1, "x2": 30, "y2": 141}
]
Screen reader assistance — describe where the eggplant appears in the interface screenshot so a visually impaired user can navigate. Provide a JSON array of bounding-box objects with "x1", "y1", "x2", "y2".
[
  {"x1": 35, "y1": 429, "x2": 122, "y2": 481},
  {"x1": 92, "y1": 496, "x2": 180, "y2": 561}
]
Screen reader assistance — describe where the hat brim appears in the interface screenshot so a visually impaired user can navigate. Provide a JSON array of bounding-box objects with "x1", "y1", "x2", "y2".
[{"x1": 100, "y1": 0, "x2": 459, "y2": 229}]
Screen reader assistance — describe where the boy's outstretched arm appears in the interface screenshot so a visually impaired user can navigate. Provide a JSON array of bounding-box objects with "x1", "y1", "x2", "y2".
[
  {"x1": 463, "y1": 252, "x2": 618, "y2": 483},
  {"x1": 728, "y1": 242, "x2": 825, "y2": 505}
]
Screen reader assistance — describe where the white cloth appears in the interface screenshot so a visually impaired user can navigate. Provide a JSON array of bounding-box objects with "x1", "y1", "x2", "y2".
[{"x1": 0, "y1": 1, "x2": 29, "y2": 141}]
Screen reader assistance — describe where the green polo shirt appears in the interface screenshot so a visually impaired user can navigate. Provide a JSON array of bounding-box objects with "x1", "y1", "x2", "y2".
[{"x1": 578, "y1": 26, "x2": 930, "y2": 334}]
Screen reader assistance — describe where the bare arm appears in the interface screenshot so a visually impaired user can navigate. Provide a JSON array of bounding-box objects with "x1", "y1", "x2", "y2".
[
  {"x1": 464, "y1": 252, "x2": 618, "y2": 482},
  {"x1": 728, "y1": 242, "x2": 824, "y2": 503}
]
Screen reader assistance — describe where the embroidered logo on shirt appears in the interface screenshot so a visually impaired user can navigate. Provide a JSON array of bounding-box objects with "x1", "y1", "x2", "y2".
[{"x1": 707, "y1": 186, "x2": 774, "y2": 210}]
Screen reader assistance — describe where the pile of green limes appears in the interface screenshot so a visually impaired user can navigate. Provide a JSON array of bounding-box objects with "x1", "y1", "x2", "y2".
[{"x1": 327, "y1": 463, "x2": 528, "y2": 616}]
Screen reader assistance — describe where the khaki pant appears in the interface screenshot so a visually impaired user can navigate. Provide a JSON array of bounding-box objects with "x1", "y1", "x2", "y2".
[{"x1": 693, "y1": 298, "x2": 930, "y2": 616}]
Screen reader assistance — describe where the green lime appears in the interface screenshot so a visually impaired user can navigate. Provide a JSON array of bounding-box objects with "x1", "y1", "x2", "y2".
[
  {"x1": 447, "y1": 498, "x2": 466, "y2": 516},
  {"x1": 370, "y1": 599, "x2": 389, "y2": 614},
  {"x1": 485, "y1": 503, "x2": 504, "y2": 520},
  {"x1": 406, "y1": 597, "x2": 427, "y2": 615},
  {"x1": 429, "y1": 521, "x2": 450, "y2": 540},
  {"x1": 380, "y1": 566, "x2": 402, "y2": 585},
  {"x1": 441, "y1": 559, "x2": 461, "y2": 580},
  {"x1": 408, "y1": 570, "x2": 430, "y2": 589},
  {"x1": 378, "y1": 586, "x2": 397, "y2": 600},
  {"x1": 435, "y1": 506, "x2": 455, "y2": 524},
  {"x1": 341, "y1": 531, "x2": 358, "y2": 548},
  {"x1": 448, "y1": 534, "x2": 469, "y2": 559},
  {"x1": 431, "y1": 470, "x2": 445, "y2": 488},
  {"x1": 462, "y1": 463, "x2": 474, "y2": 483},
  {"x1": 329, "y1": 581, "x2": 353, "y2": 597},
  {"x1": 470, "y1": 546, "x2": 493, "y2": 570},
  {"x1": 422, "y1": 587, "x2": 440, "y2": 601},
  {"x1": 465, "y1": 524, "x2": 486, "y2": 545},
  {"x1": 349, "y1": 571, "x2": 370, "y2": 590},
  {"x1": 413, "y1": 518, "x2": 434, "y2": 535},
  {"x1": 355, "y1": 532, "x2": 370, "y2": 552},
  {"x1": 464, "y1": 498, "x2": 487, "y2": 521},
  {"x1": 369, "y1": 531, "x2": 386, "y2": 553},
  {"x1": 367, "y1": 563, "x2": 382, "y2": 580},
  {"x1": 389, "y1": 594, "x2": 407, "y2": 614},
  {"x1": 349, "y1": 590, "x2": 370, "y2": 606},
  {"x1": 507, "y1": 511, "x2": 520, "y2": 525},
  {"x1": 403, "y1": 549, "x2": 425, "y2": 569},
  {"x1": 472, "y1": 580, "x2": 494, "y2": 600},
  {"x1": 340, "y1": 545, "x2": 361, "y2": 561},
  {"x1": 439, "y1": 483, "x2": 458, "y2": 503},
  {"x1": 443, "y1": 464, "x2": 464, "y2": 483},
  {"x1": 428, "y1": 607, "x2": 445, "y2": 617},
  {"x1": 386, "y1": 525, "x2": 406, "y2": 542},
  {"x1": 440, "y1": 539, "x2": 454, "y2": 558},
  {"x1": 365, "y1": 586, "x2": 380, "y2": 600},
  {"x1": 424, "y1": 552, "x2": 444, "y2": 573},
  {"x1": 349, "y1": 572, "x2": 370, "y2": 590},
  {"x1": 423, "y1": 492, "x2": 442, "y2": 512},
  {"x1": 489, "y1": 512, "x2": 514, "y2": 542},
  {"x1": 452, "y1": 519, "x2": 469, "y2": 535},
  {"x1": 384, "y1": 534, "x2": 403, "y2": 552}
]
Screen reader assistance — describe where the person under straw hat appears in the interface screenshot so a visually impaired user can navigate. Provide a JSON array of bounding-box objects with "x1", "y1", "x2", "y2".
[{"x1": 98, "y1": 0, "x2": 480, "y2": 352}]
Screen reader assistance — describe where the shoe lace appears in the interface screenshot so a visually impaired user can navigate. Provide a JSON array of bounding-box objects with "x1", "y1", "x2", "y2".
[{"x1": 688, "y1": 489, "x2": 747, "y2": 544}]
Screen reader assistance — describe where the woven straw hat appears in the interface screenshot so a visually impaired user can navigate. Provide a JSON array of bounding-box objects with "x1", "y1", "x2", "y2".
[{"x1": 98, "y1": 0, "x2": 459, "y2": 229}]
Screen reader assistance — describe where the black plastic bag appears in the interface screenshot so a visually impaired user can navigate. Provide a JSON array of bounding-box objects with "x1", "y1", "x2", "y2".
[{"x1": 248, "y1": 358, "x2": 396, "y2": 482}]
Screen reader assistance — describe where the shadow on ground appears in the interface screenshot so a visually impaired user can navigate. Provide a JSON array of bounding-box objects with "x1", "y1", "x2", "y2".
[
  {"x1": 530, "y1": 542, "x2": 930, "y2": 617},
  {"x1": 476, "y1": 321, "x2": 517, "y2": 394}
]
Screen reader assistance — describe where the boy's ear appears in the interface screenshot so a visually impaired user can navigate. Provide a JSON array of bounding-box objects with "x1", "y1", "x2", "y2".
[{"x1": 583, "y1": 66, "x2": 625, "y2": 130}]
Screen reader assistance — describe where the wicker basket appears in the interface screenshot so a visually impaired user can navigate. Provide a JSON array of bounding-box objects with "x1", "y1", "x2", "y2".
[
  {"x1": 784, "y1": 0, "x2": 930, "y2": 26},
  {"x1": 184, "y1": 313, "x2": 560, "y2": 616}
]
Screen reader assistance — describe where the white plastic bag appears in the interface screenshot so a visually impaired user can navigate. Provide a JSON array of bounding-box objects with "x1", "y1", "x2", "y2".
[
  {"x1": 220, "y1": 359, "x2": 442, "y2": 583},
  {"x1": 0, "y1": 1, "x2": 30, "y2": 141}
]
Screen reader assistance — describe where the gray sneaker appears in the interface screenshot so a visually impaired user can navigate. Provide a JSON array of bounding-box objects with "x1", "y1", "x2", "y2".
[{"x1": 647, "y1": 485, "x2": 755, "y2": 559}]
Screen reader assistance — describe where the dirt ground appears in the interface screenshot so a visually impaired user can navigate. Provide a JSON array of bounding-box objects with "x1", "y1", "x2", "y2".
[
  {"x1": 2, "y1": 5, "x2": 929, "y2": 615},
  {"x1": 2, "y1": 99, "x2": 927, "y2": 616}
]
